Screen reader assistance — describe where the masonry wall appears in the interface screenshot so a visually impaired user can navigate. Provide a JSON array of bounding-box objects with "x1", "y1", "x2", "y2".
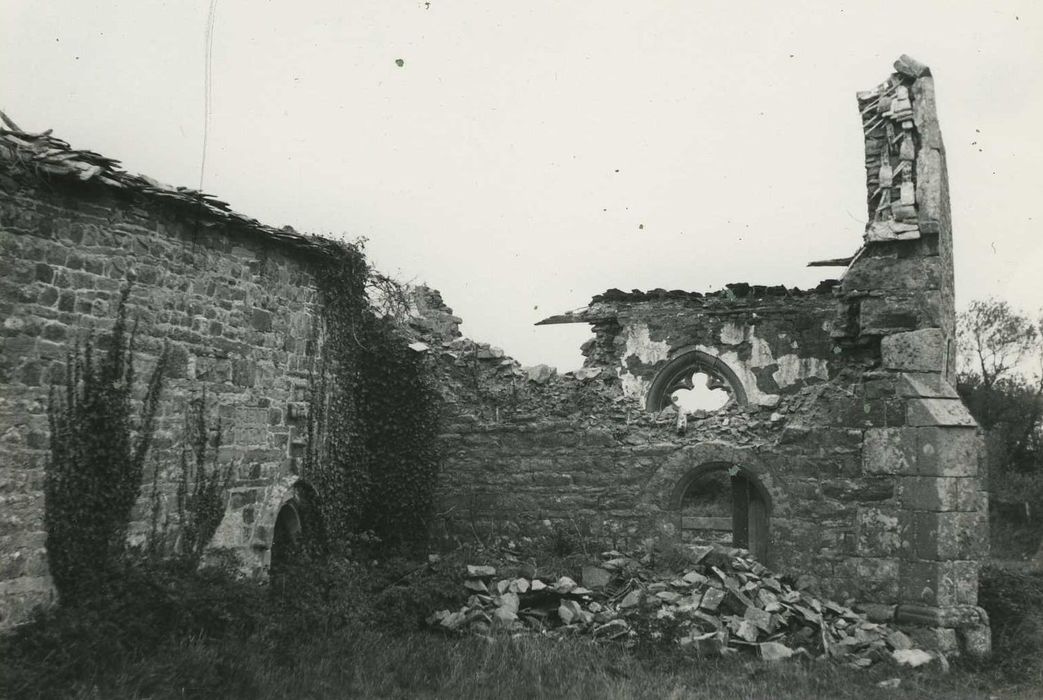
[
  {"x1": 0, "y1": 170, "x2": 325, "y2": 626},
  {"x1": 434, "y1": 57, "x2": 989, "y2": 655},
  {"x1": 434, "y1": 290, "x2": 914, "y2": 604}
]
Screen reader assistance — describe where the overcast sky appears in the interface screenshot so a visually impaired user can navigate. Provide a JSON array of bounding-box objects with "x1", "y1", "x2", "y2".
[{"x1": 3, "y1": 1, "x2": 1040, "y2": 370}]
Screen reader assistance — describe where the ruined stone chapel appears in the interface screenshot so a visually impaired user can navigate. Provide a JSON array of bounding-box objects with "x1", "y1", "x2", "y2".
[{"x1": 0, "y1": 56, "x2": 989, "y2": 653}]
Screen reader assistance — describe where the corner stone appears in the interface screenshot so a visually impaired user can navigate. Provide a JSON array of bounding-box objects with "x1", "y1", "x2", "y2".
[{"x1": 881, "y1": 329, "x2": 946, "y2": 372}]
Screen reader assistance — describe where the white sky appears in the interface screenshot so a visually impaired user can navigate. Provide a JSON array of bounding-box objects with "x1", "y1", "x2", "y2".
[{"x1": 3, "y1": 1, "x2": 1041, "y2": 370}]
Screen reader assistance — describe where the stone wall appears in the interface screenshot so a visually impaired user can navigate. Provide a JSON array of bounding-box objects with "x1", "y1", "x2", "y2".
[
  {"x1": 0, "y1": 147, "x2": 331, "y2": 626},
  {"x1": 433, "y1": 288, "x2": 907, "y2": 603},
  {"x1": 0, "y1": 55, "x2": 988, "y2": 653},
  {"x1": 433, "y1": 56, "x2": 989, "y2": 655}
]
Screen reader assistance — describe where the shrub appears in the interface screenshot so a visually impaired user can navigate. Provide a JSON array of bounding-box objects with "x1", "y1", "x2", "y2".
[
  {"x1": 979, "y1": 564, "x2": 1043, "y2": 678},
  {"x1": 45, "y1": 284, "x2": 168, "y2": 603},
  {"x1": 0, "y1": 561, "x2": 264, "y2": 698}
]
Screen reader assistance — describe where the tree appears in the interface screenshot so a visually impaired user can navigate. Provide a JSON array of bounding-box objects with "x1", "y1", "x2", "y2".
[
  {"x1": 957, "y1": 299, "x2": 1043, "y2": 472},
  {"x1": 958, "y1": 299, "x2": 1043, "y2": 561},
  {"x1": 958, "y1": 299, "x2": 1041, "y2": 418}
]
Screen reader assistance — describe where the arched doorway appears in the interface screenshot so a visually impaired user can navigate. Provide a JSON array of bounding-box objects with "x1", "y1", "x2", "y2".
[
  {"x1": 673, "y1": 463, "x2": 770, "y2": 562},
  {"x1": 271, "y1": 502, "x2": 302, "y2": 570},
  {"x1": 268, "y1": 482, "x2": 321, "y2": 585}
]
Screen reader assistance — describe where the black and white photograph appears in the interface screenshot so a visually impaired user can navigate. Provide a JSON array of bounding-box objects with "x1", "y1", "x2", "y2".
[{"x1": 1, "y1": 2, "x2": 1041, "y2": 698}]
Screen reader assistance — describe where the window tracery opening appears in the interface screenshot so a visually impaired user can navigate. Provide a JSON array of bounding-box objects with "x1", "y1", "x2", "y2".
[{"x1": 646, "y1": 350, "x2": 747, "y2": 413}]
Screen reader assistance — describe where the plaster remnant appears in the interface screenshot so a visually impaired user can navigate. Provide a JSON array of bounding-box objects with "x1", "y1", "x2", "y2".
[
  {"x1": 772, "y1": 355, "x2": 829, "y2": 389},
  {"x1": 622, "y1": 323, "x2": 671, "y2": 366},
  {"x1": 719, "y1": 322, "x2": 746, "y2": 345}
]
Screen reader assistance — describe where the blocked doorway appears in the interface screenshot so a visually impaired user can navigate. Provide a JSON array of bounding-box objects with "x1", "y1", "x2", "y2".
[{"x1": 675, "y1": 463, "x2": 770, "y2": 562}]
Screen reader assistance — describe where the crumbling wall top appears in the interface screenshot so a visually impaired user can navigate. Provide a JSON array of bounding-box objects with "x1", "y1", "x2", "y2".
[{"x1": 0, "y1": 111, "x2": 346, "y2": 261}]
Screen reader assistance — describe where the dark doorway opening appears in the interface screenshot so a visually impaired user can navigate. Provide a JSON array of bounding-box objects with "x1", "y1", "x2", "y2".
[
  {"x1": 269, "y1": 483, "x2": 322, "y2": 589},
  {"x1": 271, "y1": 502, "x2": 302, "y2": 571}
]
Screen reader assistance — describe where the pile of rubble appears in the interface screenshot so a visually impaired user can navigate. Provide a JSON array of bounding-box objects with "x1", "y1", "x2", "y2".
[{"x1": 427, "y1": 545, "x2": 933, "y2": 668}]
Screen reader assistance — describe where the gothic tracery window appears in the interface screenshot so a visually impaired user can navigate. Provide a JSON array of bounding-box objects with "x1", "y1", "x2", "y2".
[{"x1": 645, "y1": 349, "x2": 747, "y2": 413}]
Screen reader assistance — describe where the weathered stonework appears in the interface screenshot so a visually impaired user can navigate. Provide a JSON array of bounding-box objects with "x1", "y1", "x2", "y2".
[
  {"x1": 432, "y1": 56, "x2": 989, "y2": 656},
  {"x1": 0, "y1": 127, "x2": 342, "y2": 626},
  {"x1": 0, "y1": 56, "x2": 989, "y2": 655}
]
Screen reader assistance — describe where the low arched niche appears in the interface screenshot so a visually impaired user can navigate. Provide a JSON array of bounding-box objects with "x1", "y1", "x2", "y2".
[
  {"x1": 245, "y1": 477, "x2": 321, "y2": 576},
  {"x1": 645, "y1": 349, "x2": 747, "y2": 414},
  {"x1": 271, "y1": 501, "x2": 302, "y2": 568}
]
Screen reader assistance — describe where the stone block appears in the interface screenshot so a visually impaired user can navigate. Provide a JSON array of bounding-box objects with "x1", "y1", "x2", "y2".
[
  {"x1": 900, "y1": 560, "x2": 959, "y2": 607},
  {"x1": 956, "y1": 480, "x2": 982, "y2": 513},
  {"x1": 582, "y1": 566, "x2": 612, "y2": 590},
  {"x1": 953, "y1": 561, "x2": 979, "y2": 605},
  {"x1": 862, "y1": 428, "x2": 915, "y2": 475},
  {"x1": 959, "y1": 624, "x2": 991, "y2": 659},
  {"x1": 841, "y1": 252, "x2": 941, "y2": 294},
  {"x1": 856, "y1": 506, "x2": 902, "y2": 556},
  {"x1": 910, "y1": 512, "x2": 987, "y2": 560},
  {"x1": 859, "y1": 603, "x2": 897, "y2": 622},
  {"x1": 232, "y1": 358, "x2": 257, "y2": 387},
  {"x1": 880, "y1": 328, "x2": 946, "y2": 372},
  {"x1": 821, "y1": 477, "x2": 894, "y2": 502},
  {"x1": 251, "y1": 308, "x2": 273, "y2": 332},
  {"x1": 916, "y1": 148, "x2": 945, "y2": 224},
  {"x1": 905, "y1": 626, "x2": 959, "y2": 655},
  {"x1": 907, "y1": 398, "x2": 976, "y2": 427},
  {"x1": 900, "y1": 559, "x2": 979, "y2": 608},
  {"x1": 860, "y1": 292, "x2": 943, "y2": 335},
  {"x1": 912, "y1": 427, "x2": 981, "y2": 476},
  {"x1": 898, "y1": 476, "x2": 978, "y2": 511},
  {"x1": 228, "y1": 489, "x2": 259, "y2": 509},
  {"x1": 835, "y1": 557, "x2": 900, "y2": 602}
]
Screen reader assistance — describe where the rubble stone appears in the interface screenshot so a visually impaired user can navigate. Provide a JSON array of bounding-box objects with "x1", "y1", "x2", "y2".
[{"x1": 428, "y1": 545, "x2": 931, "y2": 668}]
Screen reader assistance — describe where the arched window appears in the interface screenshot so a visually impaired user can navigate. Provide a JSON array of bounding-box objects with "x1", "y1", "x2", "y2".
[
  {"x1": 645, "y1": 350, "x2": 747, "y2": 413},
  {"x1": 671, "y1": 462, "x2": 770, "y2": 562}
]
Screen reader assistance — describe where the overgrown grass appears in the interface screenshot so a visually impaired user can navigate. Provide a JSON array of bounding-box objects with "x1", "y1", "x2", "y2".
[
  {"x1": 3, "y1": 557, "x2": 1042, "y2": 699},
  {"x1": 0, "y1": 626, "x2": 1023, "y2": 700}
]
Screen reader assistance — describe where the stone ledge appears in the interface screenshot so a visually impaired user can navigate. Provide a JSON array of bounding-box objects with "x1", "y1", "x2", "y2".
[
  {"x1": 907, "y1": 398, "x2": 976, "y2": 427},
  {"x1": 894, "y1": 602, "x2": 987, "y2": 629},
  {"x1": 897, "y1": 372, "x2": 958, "y2": 399}
]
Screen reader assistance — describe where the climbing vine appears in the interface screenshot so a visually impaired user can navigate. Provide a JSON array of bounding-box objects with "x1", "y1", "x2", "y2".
[
  {"x1": 46, "y1": 285, "x2": 169, "y2": 603},
  {"x1": 175, "y1": 389, "x2": 234, "y2": 566},
  {"x1": 304, "y1": 242, "x2": 442, "y2": 552}
]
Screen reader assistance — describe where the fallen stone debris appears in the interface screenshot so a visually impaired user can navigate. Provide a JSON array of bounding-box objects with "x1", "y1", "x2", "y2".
[{"x1": 427, "y1": 545, "x2": 938, "y2": 669}]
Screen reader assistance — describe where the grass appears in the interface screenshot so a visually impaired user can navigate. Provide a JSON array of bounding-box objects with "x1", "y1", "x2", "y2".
[
  {"x1": 2, "y1": 556, "x2": 1041, "y2": 699},
  {"x1": 5, "y1": 628, "x2": 1031, "y2": 700}
]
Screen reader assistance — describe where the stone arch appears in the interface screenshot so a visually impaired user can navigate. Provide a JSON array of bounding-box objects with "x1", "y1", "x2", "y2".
[
  {"x1": 639, "y1": 444, "x2": 774, "y2": 563},
  {"x1": 645, "y1": 349, "x2": 748, "y2": 412},
  {"x1": 243, "y1": 476, "x2": 322, "y2": 576},
  {"x1": 671, "y1": 461, "x2": 772, "y2": 563}
]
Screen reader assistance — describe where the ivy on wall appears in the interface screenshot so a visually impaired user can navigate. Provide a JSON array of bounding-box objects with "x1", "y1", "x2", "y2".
[
  {"x1": 304, "y1": 243, "x2": 442, "y2": 552},
  {"x1": 46, "y1": 285, "x2": 169, "y2": 602},
  {"x1": 175, "y1": 389, "x2": 234, "y2": 566}
]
